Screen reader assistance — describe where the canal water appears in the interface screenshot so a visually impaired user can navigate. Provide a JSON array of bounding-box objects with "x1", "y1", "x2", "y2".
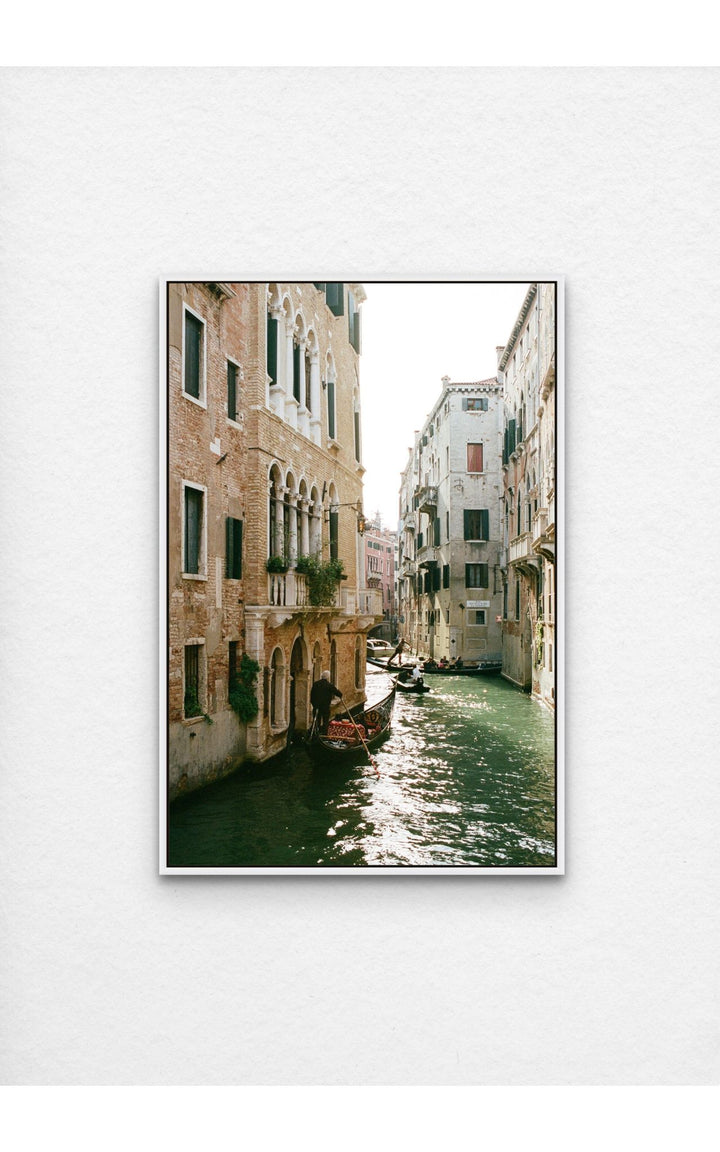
[{"x1": 167, "y1": 667, "x2": 556, "y2": 869}]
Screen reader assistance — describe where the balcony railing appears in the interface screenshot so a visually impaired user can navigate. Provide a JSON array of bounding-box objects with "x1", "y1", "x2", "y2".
[
  {"x1": 509, "y1": 532, "x2": 533, "y2": 564},
  {"x1": 268, "y1": 571, "x2": 310, "y2": 607},
  {"x1": 417, "y1": 544, "x2": 438, "y2": 566},
  {"x1": 415, "y1": 485, "x2": 438, "y2": 514},
  {"x1": 358, "y1": 587, "x2": 383, "y2": 617}
]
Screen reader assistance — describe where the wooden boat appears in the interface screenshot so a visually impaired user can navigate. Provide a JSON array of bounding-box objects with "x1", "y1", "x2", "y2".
[
  {"x1": 366, "y1": 655, "x2": 392, "y2": 669},
  {"x1": 366, "y1": 638, "x2": 395, "y2": 659},
  {"x1": 393, "y1": 671, "x2": 430, "y2": 694},
  {"x1": 307, "y1": 686, "x2": 396, "y2": 759},
  {"x1": 421, "y1": 661, "x2": 501, "y2": 676}
]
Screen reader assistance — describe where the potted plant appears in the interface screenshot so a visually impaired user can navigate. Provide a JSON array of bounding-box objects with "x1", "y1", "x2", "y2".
[
  {"x1": 266, "y1": 555, "x2": 289, "y2": 574},
  {"x1": 294, "y1": 555, "x2": 313, "y2": 575}
]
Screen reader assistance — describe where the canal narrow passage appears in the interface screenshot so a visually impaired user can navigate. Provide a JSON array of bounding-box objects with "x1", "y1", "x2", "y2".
[{"x1": 168, "y1": 668, "x2": 556, "y2": 869}]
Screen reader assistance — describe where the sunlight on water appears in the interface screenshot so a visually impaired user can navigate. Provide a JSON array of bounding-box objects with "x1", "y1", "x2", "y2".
[{"x1": 168, "y1": 667, "x2": 556, "y2": 869}]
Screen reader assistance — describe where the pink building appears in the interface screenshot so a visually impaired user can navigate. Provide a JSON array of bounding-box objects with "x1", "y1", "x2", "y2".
[{"x1": 363, "y1": 522, "x2": 396, "y2": 622}]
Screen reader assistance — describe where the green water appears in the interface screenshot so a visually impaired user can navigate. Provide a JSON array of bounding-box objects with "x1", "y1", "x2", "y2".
[{"x1": 167, "y1": 668, "x2": 556, "y2": 869}]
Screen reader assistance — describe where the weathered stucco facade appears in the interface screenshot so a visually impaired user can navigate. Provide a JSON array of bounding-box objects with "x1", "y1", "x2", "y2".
[
  {"x1": 168, "y1": 281, "x2": 382, "y2": 800},
  {"x1": 396, "y1": 378, "x2": 504, "y2": 665},
  {"x1": 499, "y1": 283, "x2": 556, "y2": 708}
]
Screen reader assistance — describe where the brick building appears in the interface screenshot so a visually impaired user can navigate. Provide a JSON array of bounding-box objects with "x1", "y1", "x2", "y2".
[
  {"x1": 167, "y1": 281, "x2": 382, "y2": 799},
  {"x1": 499, "y1": 282, "x2": 556, "y2": 708}
]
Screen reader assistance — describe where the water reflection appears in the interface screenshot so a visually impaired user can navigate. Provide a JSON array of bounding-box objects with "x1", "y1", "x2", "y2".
[{"x1": 168, "y1": 667, "x2": 556, "y2": 868}]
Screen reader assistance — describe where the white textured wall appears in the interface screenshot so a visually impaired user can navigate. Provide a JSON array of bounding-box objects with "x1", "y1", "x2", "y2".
[{"x1": 2, "y1": 67, "x2": 719, "y2": 1085}]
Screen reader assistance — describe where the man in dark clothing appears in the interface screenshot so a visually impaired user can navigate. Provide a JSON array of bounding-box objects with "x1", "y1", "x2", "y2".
[
  {"x1": 310, "y1": 670, "x2": 342, "y2": 733},
  {"x1": 386, "y1": 638, "x2": 406, "y2": 668}
]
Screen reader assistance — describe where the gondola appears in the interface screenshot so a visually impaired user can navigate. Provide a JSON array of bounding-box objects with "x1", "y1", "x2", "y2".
[
  {"x1": 393, "y1": 672, "x2": 430, "y2": 694},
  {"x1": 420, "y1": 661, "x2": 502, "y2": 676},
  {"x1": 307, "y1": 686, "x2": 396, "y2": 760}
]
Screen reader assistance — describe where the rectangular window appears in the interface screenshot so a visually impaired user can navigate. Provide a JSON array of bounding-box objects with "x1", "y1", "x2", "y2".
[
  {"x1": 226, "y1": 517, "x2": 243, "y2": 579},
  {"x1": 433, "y1": 517, "x2": 441, "y2": 546},
  {"x1": 432, "y1": 566, "x2": 441, "y2": 592},
  {"x1": 463, "y1": 397, "x2": 488, "y2": 411},
  {"x1": 184, "y1": 486, "x2": 203, "y2": 574},
  {"x1": 329, "y1": 509, "x2": 339, "y2": 560},
  {"x1": 467, "y1": 443, "x2": 483, "y2": 473},
  {"x1": 442, "y1": 564, "x2": 450, "y2": 588},
  {"x1": 183, "y1": 308, "x2": 204, "y2": 401},
  {"x1": 325, "y1": 282, "x2": 344, "y2": 316},
  {"x1": 227, "y1": 360, "x2": 238, "y2": 421},
  {"x1": 184, "y1": 644, "x2": 202, "y2": 718},
  {"x1": 465, "y1": 563, "x2": 489, "y2": 588},
  {"x1": 463, "y1": 509, "x2": 489, "y2": 540},
  {"x1": 327, "y1": 379, "x2": 336, "y2": 439},
  {"x1": 474, "y1": 610, "x2": 487, "y2": 625}
]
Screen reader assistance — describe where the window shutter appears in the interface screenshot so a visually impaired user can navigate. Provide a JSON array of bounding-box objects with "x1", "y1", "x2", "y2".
[
  {"x1": 329, "y1": 511, "x2": 339, "y2": 560},
  {"x1": 226, "y1": 517, "x2": 243, "y2": 579},
  {"x1": 267, "y1": 314, "x2": 278, "y2": 385},
  {"x1": 327, "y1": 379, "x2": 335, "y2": 439},
  {"x1": 293, "y1": 342, "x2": 301, "y2": 401},
  {"x1": 185, "y1": 488, "x2": 202, "y2": 574},
  {"x1": 463, "y1": 510, "x2": 471, "y2": 540},
  {"x1": 443, "y1": 564, "x2": 450, "y2": 588},
  {"x1": 354, "y1": 410, "x2": 361, "y2": 461},
  {"x1": 184, "y1": 312, "x2": 202, "y2": 398},
  {"x1": 509, "y1": 419, "x2": 516, "y2": 453},
  {"x1": 226, "y1": 516, "x2": 233, "y2": 578},
  {"x1": 480, "y1": 563, "x2": 488, "y2": 587},
  {"x1": 481, "y1": 509, "x2": 489, "y2": 540},
  {"x1": 325, "y1": 283, "x2": 344, "y2": 316},
  {"x1": 433, "y1": 517, "x2": 441, "y2": 546},
  {"x1": 227, "y1": 362, "x2": 237, "y2": 421}
]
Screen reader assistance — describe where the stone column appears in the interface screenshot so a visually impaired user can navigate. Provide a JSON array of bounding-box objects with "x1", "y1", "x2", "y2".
[
  {"x1": 268, "y1": 303, "x2": 285, "y2": 415},
  {"x1": 288, "y1": 491, "x2": 299, "y2": 564},
  {"x1": 309, "y1": 353, "x2": 321, "y2": 445},
  {"x1": 284, "y1": 319, "x2": 298, "y2": 429},
  {"x1": 310, "y1": 500, "x2": 322, "y2": 557},
  {"x1": 299, "y1": 498, "x2": 310, "y2": 557},
  {"x1": 273, "y1": 485, "x2": 286, "y2": 558}
]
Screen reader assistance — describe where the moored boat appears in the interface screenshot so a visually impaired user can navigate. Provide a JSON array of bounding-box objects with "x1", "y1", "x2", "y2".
[
  {"x1": 421, "y1": 661, "x2": 501, "y2": 676},
  {"x1": 307, "y1": 686, "x2": 396, "y2": 760}
]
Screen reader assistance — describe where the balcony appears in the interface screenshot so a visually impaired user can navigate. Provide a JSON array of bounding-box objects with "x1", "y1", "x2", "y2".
[
  {"x1": 532, "y1": 507, "x2": 555, "y2": 561},
  {"x1": 509, "y1": 532, "x2": 533, "y2": 565},
  {"x1": 358, "y1": 587, "x2": 383, "y2": 617},
  {"x1": 401, "y1": 558, "x2": 417, "y2": 576},
  {"x1": 415, "y1": 485, "x2": 438, "y2": 514},
  {"x1": 268, "y1": 571, "x2": 310, "y2": 607},
  {"x1": 417, "y1": 544, "x2": 438, "y2": 567}
]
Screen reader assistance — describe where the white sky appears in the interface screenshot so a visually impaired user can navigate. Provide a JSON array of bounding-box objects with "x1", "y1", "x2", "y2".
[{"x1": 359, "y1": 281, "x2": 530, "y2": 528}]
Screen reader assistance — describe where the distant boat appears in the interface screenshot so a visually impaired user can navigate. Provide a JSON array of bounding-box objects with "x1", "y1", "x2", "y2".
[
  {"x1": 307, "y1": 686, "x2": 396, "y2": 761},
  {"x1": 421, "y1": 661, "x2": 501, "y2": 676},
  {"x1": 366, "y1": 638, "x2": 395, "y2": 659}
]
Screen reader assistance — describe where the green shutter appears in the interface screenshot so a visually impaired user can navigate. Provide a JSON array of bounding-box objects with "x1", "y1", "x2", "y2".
[
  {"x1": 329, "y1": 511, "x2": 339, "y2": 560},
  {"x1": 327, "y1": 379, "x2": 335, "y2": 439},
  {"x1": 481, "y1": 509, "x2": 489, "y2": 540},
  {"x1": 267, "y1": 314, "x2": 278, "y2": 385},
  {"x1": 325, "y1": 283, "x2": 344, "y2": 316},
  {"x1": 226, "y1": 517, "x2": 243, "y2": 579},
  {"x1": 293, "y1": 343, "x2": 301, "y2": 401}
]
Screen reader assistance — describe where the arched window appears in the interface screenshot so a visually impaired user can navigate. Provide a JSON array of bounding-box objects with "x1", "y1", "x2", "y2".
[
  {"x1": 326, "y1": 354, "x2": 337, "y2": 441},
  {"x1": 328, "y1": 483, "x2": 339, "y2": 561}
]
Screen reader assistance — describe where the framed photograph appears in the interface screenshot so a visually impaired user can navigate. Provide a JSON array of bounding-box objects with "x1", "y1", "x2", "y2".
[{"x1": 160, "y1": 280, "x2": 563, "y2": 874}]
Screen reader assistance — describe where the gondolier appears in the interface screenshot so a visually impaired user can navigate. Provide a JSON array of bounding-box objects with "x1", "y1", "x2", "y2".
[
  {"x1": 386, "y1": 638, "x2": 406, "y2": 667},
  {"x1": 310, "y1": 671, "x2": 342, "y2": 734}
]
